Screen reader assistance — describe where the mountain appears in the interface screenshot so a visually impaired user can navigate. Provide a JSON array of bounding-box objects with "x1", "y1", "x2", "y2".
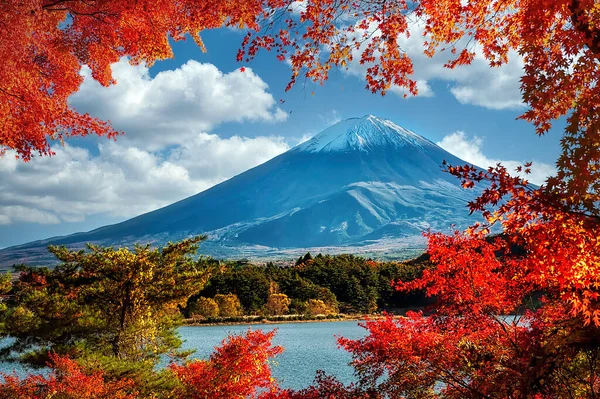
[{"x1": 0, "y1": 115, "x2": 483, "y2": 266}]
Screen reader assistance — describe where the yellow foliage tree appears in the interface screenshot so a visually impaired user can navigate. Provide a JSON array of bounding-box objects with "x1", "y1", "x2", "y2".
[
  {"x1": 189, "y1": 297, "x2": 219, "y2": 319},
  {"x1": 265, "y1": 293, "x2": 291, "y2": 316},
  {"x1": 306, "y1": 299, "x2": 333, "y2": 316},
  {"x1": 0, "y1": 237, "x2": 210, "y2": 363},
  {"x1": 214, "y1": 294, "x2": 242, "y2": 318}
]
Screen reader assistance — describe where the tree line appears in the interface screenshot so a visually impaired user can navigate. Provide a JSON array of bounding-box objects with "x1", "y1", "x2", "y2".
[{"x1": 187, "y1": 252, "x2": 429, "y2": 320}]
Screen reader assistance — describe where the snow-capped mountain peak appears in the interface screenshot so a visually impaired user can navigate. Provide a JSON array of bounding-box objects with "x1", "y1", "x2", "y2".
[
  {"x1": 294, "y1": 114, "x2": 434, "y2": 153},
  {"x1": 0, "y1": 114, "x2": 481, "y2": 266}
]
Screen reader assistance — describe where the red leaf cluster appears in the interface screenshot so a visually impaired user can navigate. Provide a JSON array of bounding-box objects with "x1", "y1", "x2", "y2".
[
  {"x1": 328, "y1": 162, "x2": 600, "y2": 397},
  {"x1": 0, "y1": 0, "x2": 283, "y2": 160},
  {"x1": 170, "y1": 329, "x2": 283, "y2": 399},
  {"x1": 0, "y1": 353, "x2": 137, "y2": 399}
]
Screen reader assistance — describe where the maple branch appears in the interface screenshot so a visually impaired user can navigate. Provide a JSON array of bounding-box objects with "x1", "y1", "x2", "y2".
[
  {"x1": 489, "y1": 313, "x2": 522, "y2": 355},
  {"x1": 538, "y1": 193, "x2": 600, "y2": 223},
  {"x1": 425, "y1": 358, "x2": 494, "y2": 399},
  {"x1": 42, "y1": 0, "x2": 115, "y2": 23},
  {"x1": 583, "y1": 349, "x2": 599, "y2": 398},
  {"x1": 0, "y1": 87, "x2": 25, "y2": 102},
  {"x1": 46, "y1": 8, "x2": 113, "y2": 20},
  {"x1": 555, "y1": 369, "x2": 578, "y2": 399},
  {"x1": 569, "y1": 0, "x2": 600, "y2": 58},
  {"x1": 556, "y1": 354, "x2": 597, "y2": 398},
  {"x1": 41, "y1": 0, "x2": 78, "y2": 10}
]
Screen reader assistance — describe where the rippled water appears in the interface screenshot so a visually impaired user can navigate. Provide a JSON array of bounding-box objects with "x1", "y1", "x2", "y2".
[
  {"x1": 1, "y1": 321, "x2": 366, "y2": 390},
  {"x1": 179, "y1": 321, "x2": 365, "y2": 389}
]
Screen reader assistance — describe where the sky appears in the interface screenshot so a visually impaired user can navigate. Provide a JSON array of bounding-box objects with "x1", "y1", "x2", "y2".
[{"x1": 0, "y1": 25, "x2": 563, "y2": 249}]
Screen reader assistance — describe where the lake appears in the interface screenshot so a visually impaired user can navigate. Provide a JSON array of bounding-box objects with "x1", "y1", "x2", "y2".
[
  {"x1": 0, "y1": 320, "x2": 366, "y2": 390},
  {"x1": 178, "y1": 321, "x2": 365, "y2": 389}
]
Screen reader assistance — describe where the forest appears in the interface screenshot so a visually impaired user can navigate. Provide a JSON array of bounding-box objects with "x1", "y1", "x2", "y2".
[{"x1": 187, "y1": 252, "x2": 429, "y2": 319}]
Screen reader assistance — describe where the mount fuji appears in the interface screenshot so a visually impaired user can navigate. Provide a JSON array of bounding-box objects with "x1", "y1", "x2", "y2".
[{"x1": 0, "y1": 115, "x2": 483, "y2": 266}]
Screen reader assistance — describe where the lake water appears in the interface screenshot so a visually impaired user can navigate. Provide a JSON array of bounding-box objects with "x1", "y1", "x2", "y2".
[
  {"x1": 0, "y1": 321, "x2": 366, "y2": 390},
  {"x1": 179, "y1": 321, "x2": 365, "y2": 389}
]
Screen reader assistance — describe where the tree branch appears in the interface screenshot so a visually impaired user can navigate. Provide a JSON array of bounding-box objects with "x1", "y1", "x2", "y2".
[{"x1": 570, "y1": 0, "x2": 600, "y2": 57}]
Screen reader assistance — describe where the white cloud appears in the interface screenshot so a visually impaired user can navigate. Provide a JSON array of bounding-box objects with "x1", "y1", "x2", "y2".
[
  {"x1": 0, "y1": 206, "x2": 60, "y2": 225},
  {"x1": 0, "y1": 58, "x2": 293, "y2": 226},
  {"x1": 287, "y1": 0, "x2": 307, "y2": 14},
  {"x1": 168, "y1": 133, "x2": 290, "y2": 183},
  {"x1": 437, "y1": 131, "x2": 555, "y2": 185},
  {"x1": 343, "y1": 17, "x2": 524, "y2": 109},
  {"x1": 320, "y1": 109, "x2": 342, "y2": 127},
  {"x1": 0, "y1": 133, "x2": 290, "y2": 225},
  {"x1": 70, "y1": 59, "x2": 288, "y2": 151}
]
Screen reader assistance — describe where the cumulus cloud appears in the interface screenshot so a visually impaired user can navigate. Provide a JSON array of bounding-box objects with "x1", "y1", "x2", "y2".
[
  {"x1": 344, "y1": 17, "x2": 524, "y2": 110},
  {"x1": 168, "y1": 133, "x2": 290, "y2": 183},
  {"x1": 0, "y1": 59, "x2": 292, "y2": 226},
  {"x1": 70, "y1": 59, "x2": 288, "y2": 150},
  {"x1": 0, "y1": 206, "x2": 60, "y2": 225},
  {"x1": 437, "y1": 131, "x2": 555, "y2": 185},
  {"x1": 0, "y1": 134, "x2": 290, "y2": 225}
]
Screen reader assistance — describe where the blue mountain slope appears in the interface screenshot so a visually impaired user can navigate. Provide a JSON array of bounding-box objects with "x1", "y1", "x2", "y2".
[{"x1": 0, "y1": 115, "x2": 483, "y2": 265}]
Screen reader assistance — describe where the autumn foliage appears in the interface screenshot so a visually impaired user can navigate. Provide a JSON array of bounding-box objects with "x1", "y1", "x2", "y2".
[
  {"x1": 4, "y1": 0, "x2": 599, "y2": 175},
  {"x1": 3, "y1": 0, "x2": 600, "y2": 397},
  {"x1": 170, "y1": 329, "x2": 282, "y2": 399},
  {"x1": 0, "y1": 0, "x2": 287, "y2": 160},
  {"x1": 0, "y1": 330, "x2": 283, "y2": 399},
  {"x1": 0, "y1": 353, "x2": 137, "y2": 399},
  {"x1": 324, "y1": 162, "x2": 600, "y2": 398}
]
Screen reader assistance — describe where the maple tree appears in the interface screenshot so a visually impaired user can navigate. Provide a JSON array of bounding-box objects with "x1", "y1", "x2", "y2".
[
  {"x1": 1, "y1": 0, "x2": 289, "y2": 160},
  {"x1": 322, "y1": 169, "x2": 600, "y2": 397},
  {"x1": 0, "y1": 353, "x2": 138, "y2": 399},
  {"x1": 170, "y1": 329, "x2": 283, "y2": 399}
]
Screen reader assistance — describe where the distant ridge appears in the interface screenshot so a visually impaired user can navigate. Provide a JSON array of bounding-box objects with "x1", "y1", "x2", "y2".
[{"x1": 0, "y1": 115, "x2": 482, "y2": 266}]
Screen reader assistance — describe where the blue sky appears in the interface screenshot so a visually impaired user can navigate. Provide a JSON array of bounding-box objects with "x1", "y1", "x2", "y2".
[{"x1": 0, "y1": 26, "x2": 562, "y2": 248}]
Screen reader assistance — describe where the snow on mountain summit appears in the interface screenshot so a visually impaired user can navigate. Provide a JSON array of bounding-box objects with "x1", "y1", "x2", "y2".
[{"x1": 295, "y1": 115, "x2": 435, "y2": 153}]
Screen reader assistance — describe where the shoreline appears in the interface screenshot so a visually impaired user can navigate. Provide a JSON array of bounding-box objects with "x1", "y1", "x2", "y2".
[{"x1": 182, "y1": 314, "x2": 408, "y2": 327}]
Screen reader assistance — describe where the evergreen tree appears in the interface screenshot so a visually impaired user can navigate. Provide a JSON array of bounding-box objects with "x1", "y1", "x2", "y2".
[{"x1": 0, "y1": 237, "x2": 211, "y2": 365}]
